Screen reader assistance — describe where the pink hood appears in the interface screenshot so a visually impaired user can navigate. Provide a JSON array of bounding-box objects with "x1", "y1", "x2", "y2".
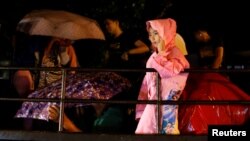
[{"x1": 146, "y1": 18, "x2": 176, "y2": 51}]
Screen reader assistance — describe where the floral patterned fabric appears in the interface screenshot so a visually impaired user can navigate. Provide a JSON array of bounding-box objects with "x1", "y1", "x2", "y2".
[{"x1": 15, "y1": 72, "x2": 131, "y2": 121}]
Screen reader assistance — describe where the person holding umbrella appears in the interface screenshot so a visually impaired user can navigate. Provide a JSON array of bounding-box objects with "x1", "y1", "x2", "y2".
[
  {"x1": 16, "y1": 36, "x2": 79, "y2": 131},
  {"x1": 25, "y1": 37, "x2": 109, "y2": 132},
  {"x1": 14, "y1": 10, "x2": 131, "y2": 132},
  {"x1": 37, "y1": 37, "x2": 78, "y2": 88},
  {"x1": 15, "y1": 9, "x2": 105, "y2": 88},
  {"x1": 31, "y1": 32, "x2": 127, "y2": 133}
]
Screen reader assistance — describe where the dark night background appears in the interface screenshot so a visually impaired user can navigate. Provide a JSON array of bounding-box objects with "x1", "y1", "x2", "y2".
[
  {"x1": 0, "y1": 0, "x2": 249, "y2": 67},
  {"x1": 0, "y1": 0, "x2": 249, "y2": 72},
  {"x1": 1, "y1": 0, "x2": 249, "y2": 55}
]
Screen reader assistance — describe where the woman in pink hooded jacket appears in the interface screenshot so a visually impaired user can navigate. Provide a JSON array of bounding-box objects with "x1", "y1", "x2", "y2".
[{"x1": 135, "y1": 18, "x2": 189, "y2": 134}]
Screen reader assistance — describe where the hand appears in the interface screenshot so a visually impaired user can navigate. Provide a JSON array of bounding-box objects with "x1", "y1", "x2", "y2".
[
  {"x1": 121, "y1": 52, "x2": 129, "y2": 61},
  {"x1": 48, "y1": 105, "x2": 60, "y2": 122},
  {"x1": 48, "y1": 105, "x2": 81, "y2": 132}
]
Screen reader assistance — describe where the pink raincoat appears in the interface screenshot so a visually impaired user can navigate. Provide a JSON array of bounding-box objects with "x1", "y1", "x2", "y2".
[{"x1": 135, "y1": 18, "x2": 190, "y2": 134}]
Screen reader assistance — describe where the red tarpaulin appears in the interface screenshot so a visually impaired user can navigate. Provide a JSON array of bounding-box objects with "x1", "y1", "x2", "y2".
[{"x1": 179, "y1": 73, "x2": 250, "y2": 134}]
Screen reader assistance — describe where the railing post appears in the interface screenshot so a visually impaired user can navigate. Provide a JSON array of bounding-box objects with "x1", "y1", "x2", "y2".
[
  {"x1": 58, "y1": 69, "x2": 66, "y2": 132},
  {"x1": 156, "y1": 72, "x2": 161, "y2": 134}
]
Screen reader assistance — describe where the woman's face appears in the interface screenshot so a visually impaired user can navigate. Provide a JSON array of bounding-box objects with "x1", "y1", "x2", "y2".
[{"x1": 148, "y1": 27, "x2": 165, "y2": 52}]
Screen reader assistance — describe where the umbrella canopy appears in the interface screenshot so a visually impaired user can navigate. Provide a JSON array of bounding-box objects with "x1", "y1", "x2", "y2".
[
  {"x1": 16, "y1": 9, "x2": 105, "y2": 40},
  {"x1": 15, "y1": 72, "x2": 131, "y2": 121}
]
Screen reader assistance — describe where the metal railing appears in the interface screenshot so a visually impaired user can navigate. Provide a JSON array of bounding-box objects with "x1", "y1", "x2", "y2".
[{"x1": 0, "y1": 66, "x2": 249, "y2": 141}]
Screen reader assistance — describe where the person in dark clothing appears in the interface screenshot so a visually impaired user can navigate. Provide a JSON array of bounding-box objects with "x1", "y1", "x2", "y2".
[
  {"x1": 103, "y1": 14, "x2": 150, "y2": 100},
  {"x1": 103, "y1": 16, "x2": 150, "y2": 70},
  {"x1": 187, "y1": 29, "x2": 224, "y2": 69}
]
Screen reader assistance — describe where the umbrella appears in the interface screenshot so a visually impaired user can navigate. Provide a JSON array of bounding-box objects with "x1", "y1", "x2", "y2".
[
  {"x1": 15, "y1": 72, "x2": 131, "y2": 121},
  {"x1": 16, "y1": 9, "x2": 105, "y2": 40}
]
